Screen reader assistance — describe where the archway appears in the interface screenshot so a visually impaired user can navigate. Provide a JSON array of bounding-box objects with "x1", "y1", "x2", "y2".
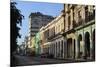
[
  {"x1": 92, "y1": 29, "x2": 95, "y2": 59},
  {"x1": 74, "y1": 39, "x2": 76, "y2": 59},
  {"x1": 67, "y1": 38, "x2": 72, "y2": 58},
  {"x1": 58, "y1": 41, "x2": 60, "y2": 58},
  {"x1": 85, "y1": 32, "x2": 90, "y2": 58},
  {"x1": 78, "y1": 34, "x2": 82, "y2": 58},
  {"x1": 55, "y1": 42, "x2": 57, "y2": 58}
]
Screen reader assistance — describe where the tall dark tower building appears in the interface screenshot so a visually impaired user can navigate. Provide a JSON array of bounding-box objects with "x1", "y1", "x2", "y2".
[
  {"x1": 29, "y1": 12, "x2": 54, "y2": 36},
  {"x1": 28, "y1": 12, "x2": 54, "y2": 47}
]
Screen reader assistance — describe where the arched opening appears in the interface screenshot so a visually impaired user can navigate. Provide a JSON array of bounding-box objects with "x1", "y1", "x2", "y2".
[
  {"x1": 67, "y1": 38, "x2": 72, "y2": 58},
  {"x1": 78, "y1": 34, "x2": 82, "y2": 58},
  {"x1": 74, "y1": 39, "x2": 76, "y2": 59},
  {"x1": 55, "y1": 42, "x2": 57, "y2": 58},
  {"x1": 58, "y1": 41, "x2": 60, "y2": 58},
  {"x1": 85, "y1": 32, "x2": 90, "y2": 58},
  {"x1": 92, "y1": 29, "x2": 95, "y2": 59}
]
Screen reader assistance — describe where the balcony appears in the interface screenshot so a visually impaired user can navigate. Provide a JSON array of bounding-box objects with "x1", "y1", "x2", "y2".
[
  {"x1": 73, "y1": 14, "x2": 95, "y2": 28},
  {"x1": 78, "y1": 18, "x2": 83, "y2": 26},
  {"x1": 85, "y1": 11, "x2": 95, "y2": 23},
  {"x1": 72, "y1": 18, "x2": 83, "y2": 28},
  {"x1": 47, "y1": 34, "x2": 55, "y2": 40}
]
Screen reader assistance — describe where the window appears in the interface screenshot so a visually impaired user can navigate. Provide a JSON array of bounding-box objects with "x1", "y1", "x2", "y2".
[
  {"x1": 61, "y1": 23, "x2": 64, "y2": 32},
  {"x1": 78, "y1": 11, "x2": 81, "y2": 19},
  {"x1": 85, "y1": 6, "x2": 89, "y2": 22},
  {"x1": 52, "y1": 27, "x2": 55, "y2": 36},
  {"x1": 78, "y1": 10, "x2": 82, "y2": 25},
  {"x1": 68, "y1": 15, "x2": 71, "y2": 28},
  {"x1": 33, "y1": 20, "x2": 39, "y2": 25},
  {"x1": 58, "y1": 25, "x2": 60, "y2": 32},
  {"x1": 56, "y1": 25, "x2": 59, "y2": 33}
]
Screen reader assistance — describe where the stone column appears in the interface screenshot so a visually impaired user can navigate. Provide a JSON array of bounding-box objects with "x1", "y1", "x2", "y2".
[
  {"x1": 59, "y1": 41, "x2": 61, "y2": 58},
  {"x1": 54, "y1": 44, "x2": 56, "y2": 58},
  {"x1": 76, "y1": 35, "x2": 79, "y2": 59},
  {"x1": 63, "y1": 40, "x2": 65, "y2": 59},
  {"x1": 53, "y1": 44, "x2": 54, "y2": 55},
  {"x1": 60, "y1": 41, "x2": 62, "y2": 58},
  {"x1": 90, "y1": 38, "x2": 93, "y2": 59},
  {"x1": 58, "y1": 42, "x2": 59, "y2": 58},
  {"x1": 82, "y1": 30, "x2": 85, "y2": 59},
  {"x1": 72, "y1": 39, "x2": 75, "y2": 59},
  {"x1": 64, "y1": 37, "x2": 67, "y2": 59},
  {"x1": 52, "y1": 44, "x2": 54, "y2": 56},
  {"x1": 48, "y1": 45, "x2": 50, "y2": 54},
  {"x1": 50, "y1": 44, "x2": 52, "y2": 54},
  {"x1": 90, "y1": 27, "x2": 93, "y2": 59},
  {"x1": 70, "y1": 9, "x2": 73, "y2": 29},
  {"x1": 54, "y1": 43, "x2": 55, "y2": 57},
  {"x1": 49, "y1": 44, "x2": 51, "y2": 54},
  {"x1": 51, "y1": 44, "x2": 52, "y2": 54}
]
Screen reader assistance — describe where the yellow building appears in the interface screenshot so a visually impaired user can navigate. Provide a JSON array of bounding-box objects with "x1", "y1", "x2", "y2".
[
  {"x1": 39, "y1": 12, "x2": 65, "y2": 59},
  {"x1": 26, "y1": 36, "x2": 35, "y2": 55}
]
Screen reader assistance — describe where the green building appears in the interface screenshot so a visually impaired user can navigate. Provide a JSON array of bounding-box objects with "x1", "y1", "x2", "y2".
[{"x1": 34, "y1": 32, "x2": 41, "y2": 55}]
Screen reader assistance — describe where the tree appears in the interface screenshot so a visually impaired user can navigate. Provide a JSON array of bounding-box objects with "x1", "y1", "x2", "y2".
[{"x1": 10, "y1": 2, "x2": 24, "y2": 66}]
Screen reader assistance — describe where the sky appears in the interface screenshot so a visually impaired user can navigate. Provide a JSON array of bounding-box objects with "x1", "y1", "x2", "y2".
[{"x1": 14, "y1": 0, "x2": 63, "y2": 45}]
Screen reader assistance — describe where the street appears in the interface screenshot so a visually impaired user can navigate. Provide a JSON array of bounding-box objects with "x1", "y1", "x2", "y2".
[
  {"x1": 14, "y1": 54, "x2": 68, "y2": 66},
  {"x1": 13, "y1": 54, "x2": 94, "y2": 66}
]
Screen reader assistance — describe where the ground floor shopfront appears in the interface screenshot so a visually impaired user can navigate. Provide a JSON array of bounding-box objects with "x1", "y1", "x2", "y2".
[{"x1": 41, "y1": 23, "x2": 95, "y2": 61}]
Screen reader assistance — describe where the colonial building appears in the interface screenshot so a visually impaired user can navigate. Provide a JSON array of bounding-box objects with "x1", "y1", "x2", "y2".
[
  {"x1": 39, "y1": 4, "x2": 95, "y2": 61},
  {"x1": 39, "y1": 12, "x2": 65, "y2": 59},
  {"x1": 63, "y1": 4, "x2": 95, "y2": 60}
]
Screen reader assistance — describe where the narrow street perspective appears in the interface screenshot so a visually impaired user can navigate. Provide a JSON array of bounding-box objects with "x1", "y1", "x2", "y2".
[
  {"x1": 10, "y1": 0, "x2": 95, "y2": 67},
  {"x1": 14, "y1": 54, "x2": 93, "y2": 66},
  {"x1": 14, "y1": 54, "x2": 69, "y2": 66}
]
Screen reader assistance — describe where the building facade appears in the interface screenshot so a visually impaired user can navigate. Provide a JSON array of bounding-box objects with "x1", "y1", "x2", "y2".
[
  {"x1": 39, "y1": 4, "x2": 95, "y2": 60},
  {"x1": 28, "y1": 12, "x2": 54, "y2": 54},
  {"x1": 63, "y1": 4, "x2": 95, "y2": 60},
  {"x1": 34, "y1": 32, "x2": 41, "y2": 55},
  {"x1": 39, "y1": 12, "x2": 65, "y2": 59},
  {"x1": 29, "y1": 12, "x2": 54, "y2": 36}
]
